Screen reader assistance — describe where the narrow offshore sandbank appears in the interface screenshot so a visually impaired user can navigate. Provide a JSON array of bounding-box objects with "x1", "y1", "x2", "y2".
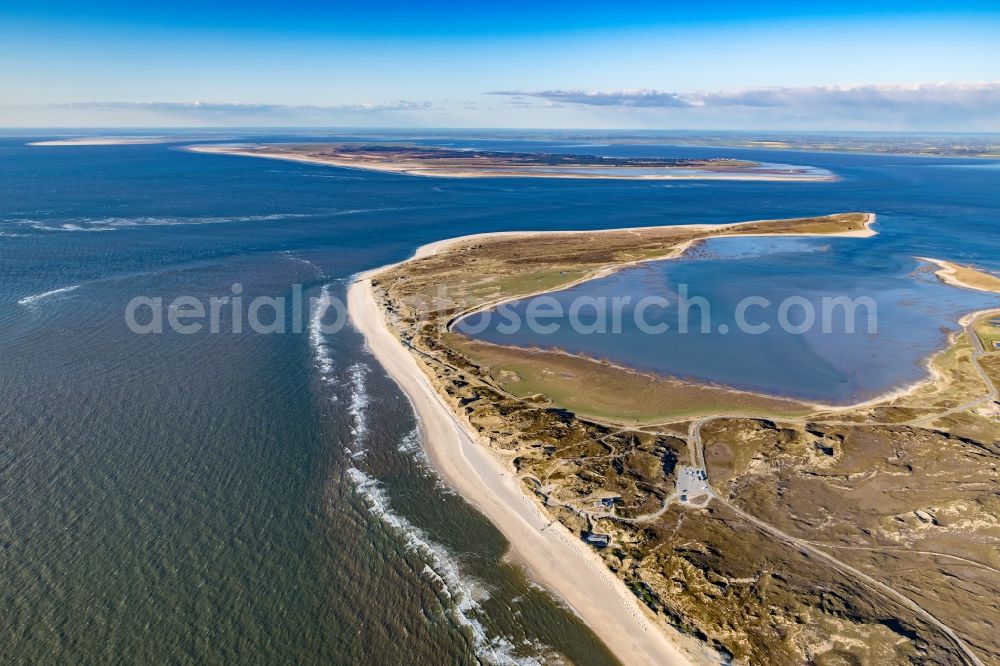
[{"x1": 918, "y1": 256, "x2": 1000, "y2": 294}]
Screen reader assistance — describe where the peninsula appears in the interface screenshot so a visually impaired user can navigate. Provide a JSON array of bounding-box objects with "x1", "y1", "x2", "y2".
[
  {"x1": 920, "y1": 256, "x2": 1000, "y2": 294},
  {"x1": 350, "y1": 212, "x2": 1000, "y2": 665}
]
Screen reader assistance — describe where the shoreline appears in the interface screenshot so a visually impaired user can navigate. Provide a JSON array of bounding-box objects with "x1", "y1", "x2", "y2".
[
  {"x1": 918, "y1": 256, "x2": 1000, "y2": 294},
  {"x1": 427, "y1": 216, "x2": 998, "y2": 426},
  {"x1": 187, "y1": 144, "x2": 837, "y2": 182},
  {"x1": 444, "y1": 214, "x2": 876, "y2": 330},
  {"x1": 438, "y1": 214, "x2": 934, "y2": 416},
  {"x1": 347, "y1": 212, "x2": 989, "y2": 664},
  {"x1": 429, "y1": 212, "x2": 876, "y2": 263},
  {"x1": 433, "y1": 213, "x2": 1000, "y2": 416},
  {"x1": 349, "y1": 260, "x2": 716, "y2": 665}
]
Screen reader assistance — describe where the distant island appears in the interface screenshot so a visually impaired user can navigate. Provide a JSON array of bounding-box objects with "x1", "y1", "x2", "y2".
[
  {"x1": 188, "y1": 143, "x2": 836, "y2": 181},
  {"x1": 435, "y1": 131, "x2": 1000, "y2": 159},
  {"x1": 589, "y1": 131, "x2": 1000, "y2": 158}
]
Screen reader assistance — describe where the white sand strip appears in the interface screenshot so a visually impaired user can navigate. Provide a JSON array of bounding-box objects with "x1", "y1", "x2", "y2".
[{"x1": 348, "y1": 274, "x2": 712, "y2": 666}]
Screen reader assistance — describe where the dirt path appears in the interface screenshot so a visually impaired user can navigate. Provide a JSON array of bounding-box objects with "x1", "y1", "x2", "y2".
[{"x1": 685, "y1": 419, "x2": 986, "y2": 666}]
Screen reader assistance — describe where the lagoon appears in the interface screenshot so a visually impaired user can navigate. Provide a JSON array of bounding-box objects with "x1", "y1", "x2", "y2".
[{"x1": 459, "y1": 234, "x2": 1000, "y2": 404}]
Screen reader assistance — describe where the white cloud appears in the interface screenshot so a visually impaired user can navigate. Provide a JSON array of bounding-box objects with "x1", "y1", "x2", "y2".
[
  {"x1": 0, "y1": 99, "x2": 441, "y2": 128},
  {"x1": 488, "y1": 83, "x2": 1000, "y2": 128},
  {"x1": 7, "y1": 85, "x2": 1000, "y2": 129},
  {"x1": 53, "y1": 100, "x2": 435, "y2": 117},
  {"x1": 491, "y1": 82, "x2": 1000, "y2": 110}
]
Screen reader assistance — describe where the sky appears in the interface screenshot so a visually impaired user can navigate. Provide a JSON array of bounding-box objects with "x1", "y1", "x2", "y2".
[{"x1": 2, "y1": 1, "x2": 999, "y2": 130}]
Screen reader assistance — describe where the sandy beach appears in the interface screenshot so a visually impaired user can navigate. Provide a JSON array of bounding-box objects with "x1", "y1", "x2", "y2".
[{"x1": 349, "y1": 261, "x2": 714, "y2": 665}]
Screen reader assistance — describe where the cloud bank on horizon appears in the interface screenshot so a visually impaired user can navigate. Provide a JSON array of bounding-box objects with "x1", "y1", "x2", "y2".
[
  {"x1": 14, "y1": 82, "x2": 998, "y2": 131},
  {"x1": 488, "y1": 82, "x2": 1000, "y2": 130},
  {"x1": 491, "y1": 82, "x2": 1000, "y2": 110},
  {"x1": 50, "y1": 101, "x2": 435, "y2": 121},
  {"x1": 3, "y1": 2, "x2": 999, "y2": 129}
]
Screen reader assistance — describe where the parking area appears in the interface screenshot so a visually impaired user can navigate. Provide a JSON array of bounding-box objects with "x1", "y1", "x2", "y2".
[{"x1": 675, "y1": 466, "x2": 711, "y2": 506}]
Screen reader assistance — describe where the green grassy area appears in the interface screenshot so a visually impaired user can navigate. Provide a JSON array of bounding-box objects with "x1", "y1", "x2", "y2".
[
  {"x1": 447, "y1": 334, "x2": 810, "y2": 424},
  {"x1": 973, "y1": 316, "x2": 1000, "y2": 352},
  {"x1": 487, "y1": 268, "x2": 590, "y2": 300}
]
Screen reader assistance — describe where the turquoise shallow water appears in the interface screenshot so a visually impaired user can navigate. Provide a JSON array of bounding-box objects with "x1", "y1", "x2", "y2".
[{"x1": 1, "y1": 131, "x2": 999, "y2": 663}]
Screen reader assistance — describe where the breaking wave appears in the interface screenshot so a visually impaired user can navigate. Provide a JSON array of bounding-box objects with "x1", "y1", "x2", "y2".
[
  {"x1": 17, "y1": 284, "x2": 80, "y2": 306},
  {"x1": 312, "y1": 279, "x2": 546, "y2": 664},
  {"x1": 329, "y1": 206, "x2": 405, "y2": 216},
  {"x1": 345, "y1": 362, "x2": 370, "y2": 449},
  {"x1": 345, "y1": 466, "x2": 541, "y2": 666},
  {"x1": 340, "y1": 359, "x2": 539, "y2": 664},
  {"x1": 396, "y1": 427, "x2": 422, "y2": 455},
  {"x1": 9, "y1": 212, "x2": 313, "y2": 232},
  {"x1": 4, "y1": 207, "x2": 410, "y2": 233},
  {"x1": 397, "y1": 426, "x2": 455, "y2": 497},
  {"x1": 309, "y1": 284, "x2": 336, "y2": 380},
  {"x1": 281, "y1": 251, "x2": 326, "y2": 278}
]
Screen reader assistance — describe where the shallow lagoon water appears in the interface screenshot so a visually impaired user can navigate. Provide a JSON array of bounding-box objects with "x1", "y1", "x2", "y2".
[{"x1": 460, "y1": 235, "x2": 999, "y2": 403}]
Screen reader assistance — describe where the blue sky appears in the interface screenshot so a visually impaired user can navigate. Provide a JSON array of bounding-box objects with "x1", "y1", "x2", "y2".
[{"x1": 2, "y1": 1, "x2": 999, "y2": 129}]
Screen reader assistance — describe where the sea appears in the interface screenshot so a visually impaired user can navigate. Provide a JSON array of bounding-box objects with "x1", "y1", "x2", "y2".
[{"x1": 1, "y1": 130, "x2": 998, "y2": 663}]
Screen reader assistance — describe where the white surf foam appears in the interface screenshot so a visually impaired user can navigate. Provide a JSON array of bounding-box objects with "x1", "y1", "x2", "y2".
[
  {"x1": 281, "y1": 251, "x2": 326, "y2": 278},
  {"x1": 326, "y1": 288, "x2": 548, "y2": 663},
  {"x1": 17, "y1": 284, "x2": 80, "y2": 306},
  {"x1": 14, "y1": 212, "x2": 312, "y2": 232},
  {"x1": 346, "y1": 362, "x2": 369, "y2": 445},
  {"x1": 329, "y1": 206, "x2": 404, "y2": 216},
  {"x1": 344, "y1": 466, "x2": 542, "y2": 665},
  {"x1": 396, "y1": 426, "x2": 456, "y2": 497},
  {"x1": 309, "y1": 284, "x2": 336, "y2": 378},
  {"x1": 396, "y1": 427, "x2": 422, "y2": 455}
]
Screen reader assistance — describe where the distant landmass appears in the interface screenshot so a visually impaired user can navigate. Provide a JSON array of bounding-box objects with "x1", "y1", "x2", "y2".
[{"x1": 189, "y1": 143, "x2": 836, "y2": 181}]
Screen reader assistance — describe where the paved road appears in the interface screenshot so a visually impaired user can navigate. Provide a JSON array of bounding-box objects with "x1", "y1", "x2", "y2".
[
  {"x1": 911, "y1": 322, "x2": 997, "y2": 427},
  {"x1": 420, "y1": 294, "x2": 995, "y2": 665}
]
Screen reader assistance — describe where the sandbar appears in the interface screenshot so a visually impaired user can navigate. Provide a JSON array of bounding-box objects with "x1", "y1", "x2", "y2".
[{"x1": 919, "y1": 256, "x2": 1000, "y2": 294}]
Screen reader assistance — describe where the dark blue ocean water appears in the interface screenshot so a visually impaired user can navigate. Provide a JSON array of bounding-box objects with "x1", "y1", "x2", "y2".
[{"x1": 1, "y1": 131, "x2": 998, "y2": 662}]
